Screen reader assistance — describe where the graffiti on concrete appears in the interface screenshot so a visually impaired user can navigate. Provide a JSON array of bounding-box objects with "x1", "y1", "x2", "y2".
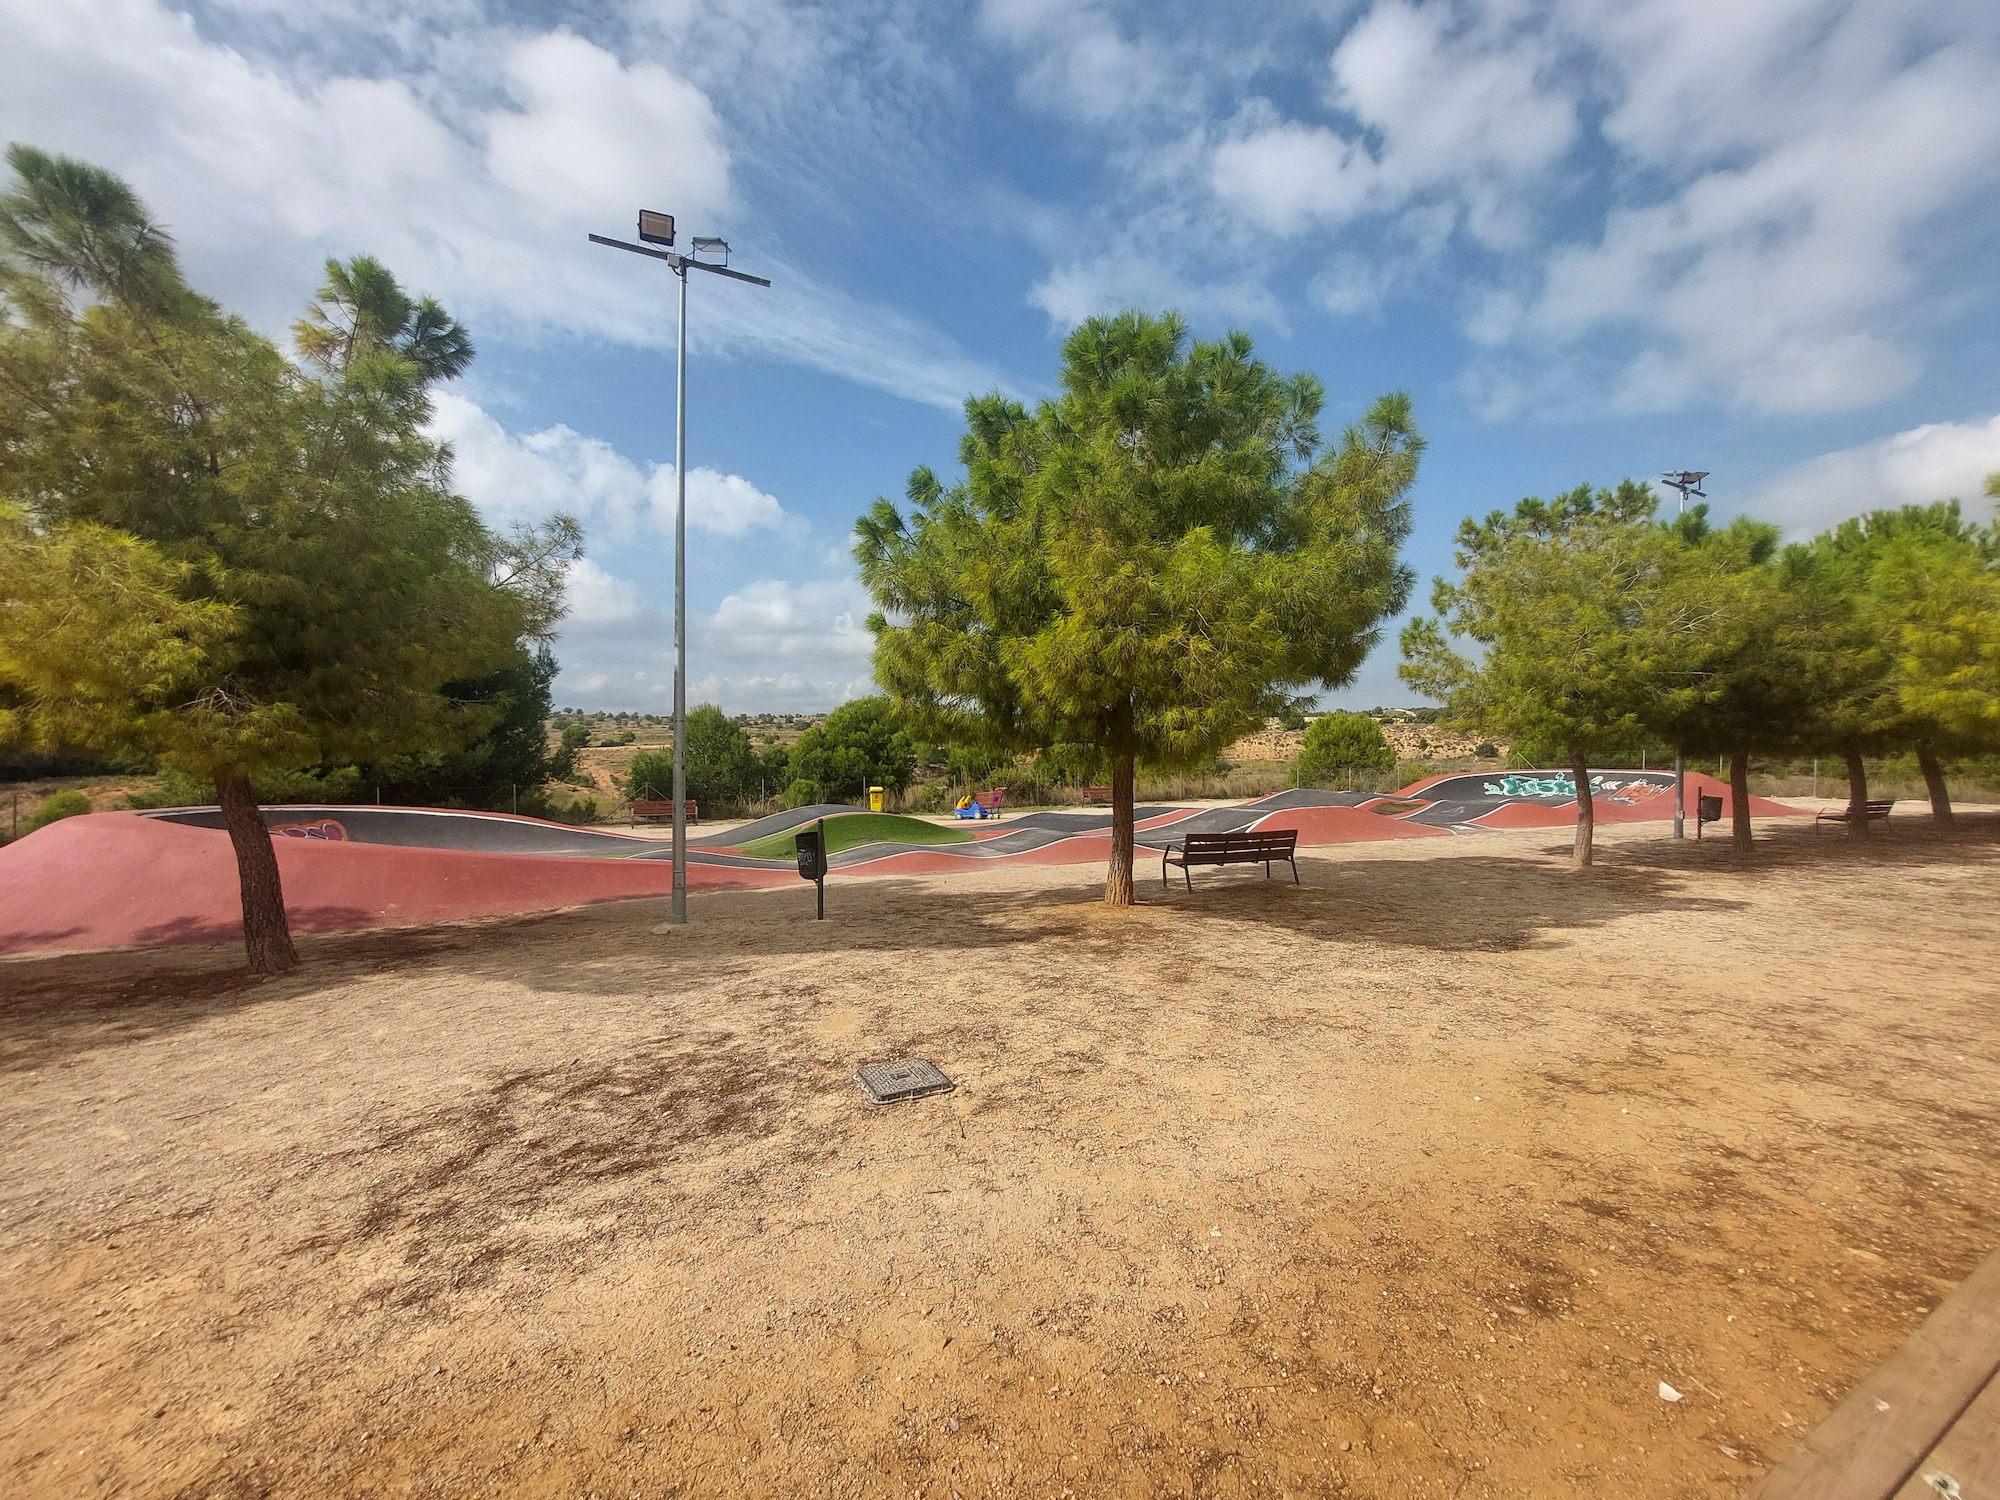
[
  {"x1": 1480, "y1": 773, "x2": 1671, "y2": 804},
  {"x1": 270, "y1": 819, "x2": 348, "y2": 841}
]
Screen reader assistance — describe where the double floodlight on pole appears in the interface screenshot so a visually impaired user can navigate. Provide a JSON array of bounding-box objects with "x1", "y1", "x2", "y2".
[
  {"x1": 1659, "y1": 468, "x2": 1712, "y2": 837},
  {"x1": 1661, "y1": 470, "x2": 1708, "y2": 515},
  {"x1": 590, "y1": 212, "x2": 770, "y2": 926}
]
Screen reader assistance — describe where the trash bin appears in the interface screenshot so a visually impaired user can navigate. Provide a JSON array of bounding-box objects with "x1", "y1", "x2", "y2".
[
  {"x1": 868, "y1": 785, "x2": 885, "y2": 812},
  {"x1": 796, "y1": 820, "x2": 828, "y2": 919},
  {"x1": 795, "y1": 824, "x2": 827, "y2": 881}
]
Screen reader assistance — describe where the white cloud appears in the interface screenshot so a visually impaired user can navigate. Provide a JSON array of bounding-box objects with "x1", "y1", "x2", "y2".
[
  {"x1": 430, "y1": 390, "x2": 792, "y2": 540},
  {"x1": 1030, "y1": 249, "x2": 1282, "y2": 329},
  {"x1": 1481, "y1": 25, "x2": 2000, "y2": 414},
  {"x1": 551, "y1": 576, "x2": 878, "y2": 712},
  {"x1": 561, "y1": 558, "x2": 646, "y2": 624},
  {"x1": 978, "y1": 0, "x2": 1181, "y2": 127},
  {"x1": 0, "y1": 0, "x2": 998, "y2": 410},
  {"x1": 1211, "y1": 2, "x2": 1577, "y2": 248},
  {"x1": 1746, "y1": 414, "x2": 2000, "y2": 537},
  {"x1": 484, "y1": 30, "x2": 731, "y2": 228},
  {"x1": 990, "y1": 0, "x2": 2000, "y2": 416},
  {"x1": 705, "y1": 578, "x2": 875, "y2": 670}
]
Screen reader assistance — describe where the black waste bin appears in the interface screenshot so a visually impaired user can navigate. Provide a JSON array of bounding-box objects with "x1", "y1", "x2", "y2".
[
  {"x1": 795, "y1": 820, "x2": 827, "y2": 917},
  {"x1": 1696, "y1": 792, "x2": 1724, "y2": 838}
]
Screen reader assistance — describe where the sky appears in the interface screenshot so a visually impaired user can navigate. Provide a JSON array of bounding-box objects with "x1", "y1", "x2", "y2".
[{"x1": 4, "y1": 0, "x2": 1999, "y2": 712}]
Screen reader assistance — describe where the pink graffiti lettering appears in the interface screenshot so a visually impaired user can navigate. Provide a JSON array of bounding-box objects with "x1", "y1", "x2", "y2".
[{"x1": 269, "y1": 820, "x2": 348, "y2": 841}]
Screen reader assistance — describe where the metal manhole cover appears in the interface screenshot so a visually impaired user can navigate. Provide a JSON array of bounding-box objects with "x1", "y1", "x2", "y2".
[{"x1": 855, "y1": 1058, "x2": 955, "y2": 1105}]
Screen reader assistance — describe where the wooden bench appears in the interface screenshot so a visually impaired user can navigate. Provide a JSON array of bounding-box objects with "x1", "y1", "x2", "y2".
[
  {"x1": 1815, "y1": 799, "x2": 1892, "y2": 833},
  {"x1": 1082, "y1": 786, "x2": 1113, "y2": 804},
  {"x1": 1162, "y1": 829, "x2": 1300, "y2": 890},
  {"x1": 1744, "y1": 1243, "x2": 2000, "y2": 1499},
  {"x1": 630, "y1": 799, "x2": 698, "y2": 825}
]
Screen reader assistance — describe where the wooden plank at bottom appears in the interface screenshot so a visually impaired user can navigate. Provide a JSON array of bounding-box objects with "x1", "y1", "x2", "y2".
[
  {"x1": 1746, "y1": 1247, "x2": 2000, "y2": 1500},
  {"x1": 1889, "y1": 1370, "x2": 2000, "y2": 1500}
]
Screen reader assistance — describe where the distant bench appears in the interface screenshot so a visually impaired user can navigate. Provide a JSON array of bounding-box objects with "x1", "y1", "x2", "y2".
[
  {"x1": 630, "y1": 799, "x2": 698, "y2": 825},
  {"x1": 1162, "y1": 829, "x2": 1299, "y2": 890},
  {"x1": 1083, "y1": 786, "x2": 1113, "y2": 804},
  {"x1": 1814, "y1": 799, "x2": 1892, "y2": 833}
]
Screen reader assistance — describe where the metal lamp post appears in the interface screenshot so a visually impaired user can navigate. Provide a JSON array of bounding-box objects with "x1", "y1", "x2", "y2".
[
  {"x1": 1660, "y1": 470, "x2": 1711, "y2": 840},
  {"x1": 591, "y1": 212, "x2": 770, "y2": 924}
]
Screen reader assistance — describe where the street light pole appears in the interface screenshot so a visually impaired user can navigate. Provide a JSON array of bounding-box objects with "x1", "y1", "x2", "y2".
[
  {"x1": 1660, "y1": 470, "x2": 1711, "y2": 840},
  {"x1": 591, "y1": 214, "x2": 770, "y2": 925},
  {"x1": 673, "y1": 260, "x2": 688, "y2": 923}
]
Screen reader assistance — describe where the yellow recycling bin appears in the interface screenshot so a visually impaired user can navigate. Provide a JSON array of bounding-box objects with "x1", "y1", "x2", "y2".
[{"x1": 868, "y1": 786, "x2": 885, "y2": 812}]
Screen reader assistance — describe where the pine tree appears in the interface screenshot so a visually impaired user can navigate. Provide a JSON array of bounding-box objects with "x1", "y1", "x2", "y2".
[
  {"x1": 0, "y1": 147, "x2": 574, "y2": 971},
  {"x1": 857, "y1": 312, "x2": 1418, "y2": 904},
  {"x1": 1401, "y1": 482, "x2": 1668, "y2": 868}
]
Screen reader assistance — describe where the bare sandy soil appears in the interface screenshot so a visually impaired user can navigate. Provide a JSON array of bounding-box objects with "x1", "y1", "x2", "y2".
[{"x1": 2, "y1": 816, "x2": 1996, "y2": 1499}]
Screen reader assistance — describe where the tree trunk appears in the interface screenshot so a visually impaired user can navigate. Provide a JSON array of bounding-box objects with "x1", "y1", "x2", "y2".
[
  {"x1": 1730, "y1": 747, "x2": 1753, "y2": 853},
  {"x1": 217, "y1": 774, "x2": 298, "y2": 974},
  {"x1": 1105, "y1": 752, "x2": 1136, "y2": 907},
  {"x1": 1915, "y1": 739, "x2": 1954, "y2": 829},
  {"x1": 1843, "y1": 745, "x2": 1870, "y2": 841},
  {"x1": 1569, "y1": 747, "x2": 1594, "y2": 868}
]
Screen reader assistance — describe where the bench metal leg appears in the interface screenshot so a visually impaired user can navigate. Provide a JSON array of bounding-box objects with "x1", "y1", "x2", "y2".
[
  {"x1": 1185, "y1": 864, "x2": 1193, "y2": 892},
  {"x1": 1162, "y1": 847, "x2": 1170, "y2": 889},
  {"x1": 1290, "y1": 856, "x2": 1299, "y2": 885}
]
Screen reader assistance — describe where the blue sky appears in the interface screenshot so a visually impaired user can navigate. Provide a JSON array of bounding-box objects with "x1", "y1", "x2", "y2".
[{"x1": 6, "y1": 0, "x2": 1999, "y2": 710}]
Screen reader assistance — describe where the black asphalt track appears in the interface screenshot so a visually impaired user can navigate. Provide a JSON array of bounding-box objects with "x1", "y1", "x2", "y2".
[
  {"x1": 146, "y1": 805, "x2": 664, "y2": 858},
  {"x1": 139, "y1": 776, "x2": 1654, "y2": 874},
  {"x1": 143, "y1": 792, "x2": 1381, "y2": 869},
  {"x1": 144, "y1": 804, "x2": 854, "y2": 869}
]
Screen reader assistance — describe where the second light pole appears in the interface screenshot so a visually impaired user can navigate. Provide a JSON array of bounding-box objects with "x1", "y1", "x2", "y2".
[
  {"x1": 591, "y1": 211, "x2": 770, "y2": 923},
  {"x1": 1661, "y1": 469, "x2": 1710, "y2": 840}
]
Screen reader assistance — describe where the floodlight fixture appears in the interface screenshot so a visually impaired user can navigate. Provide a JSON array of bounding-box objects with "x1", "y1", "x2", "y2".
[
  {"x1": 1661, "y1": 470, "x2": 1709, "y2": 512},
  {"x1": 588, "y1": 216, "x2": 770, "y2": 926}
]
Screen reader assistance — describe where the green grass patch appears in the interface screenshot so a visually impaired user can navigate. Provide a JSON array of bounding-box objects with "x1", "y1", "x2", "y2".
[{"x1": 739, "y1": 812, "x2": 973, "y2": 861}]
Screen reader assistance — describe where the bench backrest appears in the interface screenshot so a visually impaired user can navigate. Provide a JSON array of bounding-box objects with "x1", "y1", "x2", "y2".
[
  {"x1": 631, "y1": 799, "x2": 697, "y2": 816},
  {"x1": 1182, "y1": 829, "x2": 1298, "y2": 858}
]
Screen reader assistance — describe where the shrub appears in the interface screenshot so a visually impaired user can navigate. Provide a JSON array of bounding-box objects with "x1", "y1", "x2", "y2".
[
  {"x1": 627, "y1": 707, "x2": 759, "y2": 809},
  {"x1": 552, "y1": 796, "x2": 600, "y2": 825},
  {"x1": 547, "y1": 723, "x2": 590, "y2": 784},
  {"x1": 24, "y1": 789, "x2": 93, "y2": 832},
  {"x1": 787, "y1": 697, "x2": 916, "y2": 801},
  {"x1": 1293, "y1": 710, "x2": 1396, "y2": 786},
  {"x1": 121, "y1": 769, "x2": 216, "y2": 809},
  {"x1": 783, "y1": 778, "x2": 823, "y2": 809},
  {"x1": 1474, "y1": 742, "x2": 1498, "y2": 758}
]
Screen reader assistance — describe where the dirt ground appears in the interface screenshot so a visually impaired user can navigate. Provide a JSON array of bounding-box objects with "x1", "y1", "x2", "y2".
[{"x1": 3, "y1": 815, "x2": 1996, "y2": 1499}]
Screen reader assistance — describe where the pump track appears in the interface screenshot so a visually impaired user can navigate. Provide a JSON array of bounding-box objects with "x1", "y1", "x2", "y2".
[{"x1": 0, "y1": 770, "x2": 1802, "y2": 957}]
